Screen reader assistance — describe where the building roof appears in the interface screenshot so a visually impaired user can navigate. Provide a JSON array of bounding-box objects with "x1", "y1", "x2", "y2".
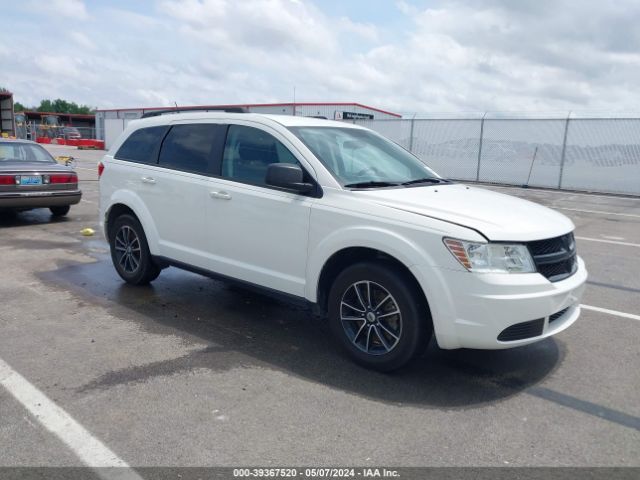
[
  {"x1": 96, "y1": 102, "x2": 402, "y2": 118},
  {"x1": 21, "y1": 110, "x2": 95, "y2": 119}
]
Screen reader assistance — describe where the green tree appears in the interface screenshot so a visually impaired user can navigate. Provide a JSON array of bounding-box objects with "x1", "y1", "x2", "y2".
[
  {"x1": 36, "y1": 98, "x2": 95, "y2": 115},
  {"x1": 14, "y1": 101, "x2": 26, "y2": 112}
]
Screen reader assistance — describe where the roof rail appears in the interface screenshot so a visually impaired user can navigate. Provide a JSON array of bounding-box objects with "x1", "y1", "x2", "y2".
[{"x1": 140, "y1": 107, "x2": 248, "y2": 119}]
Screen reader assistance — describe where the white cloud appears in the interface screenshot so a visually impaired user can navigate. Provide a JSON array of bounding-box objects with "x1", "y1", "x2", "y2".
[
  {"x1": 0, "y1": 42, "x2": 10, "y2": 58},
  {"x1": 395, "y1": 0, "x2": 418, "y2": 16},
  {"x1": 34, "y1": 55, "x2": 82, "y2": 78},
  {"x1": 337, "y1": 17, "x2": 379, "y2": 42},
  {"x1": 158, "y1": 0, "x2": 337, "y2": 55},
  {"x1": 25, "y1": 0, "x2": 89, "y2": 20},
  {"x1": 3, "y1": 0, "x2": 640, "y2": 114},
  {"x1": 69, "y1": 32, "x2": 96, "y2": 50}
]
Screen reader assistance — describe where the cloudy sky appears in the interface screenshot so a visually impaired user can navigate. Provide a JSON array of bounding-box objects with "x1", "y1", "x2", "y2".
[{"x1": 1, "y1": 0, "x2": 639, "y2": 114}]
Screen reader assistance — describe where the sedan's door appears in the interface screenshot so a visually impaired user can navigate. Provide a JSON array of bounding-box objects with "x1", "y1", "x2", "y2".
[{"x1": 205, "y1": 124, "x2": 315, "y2": 297}]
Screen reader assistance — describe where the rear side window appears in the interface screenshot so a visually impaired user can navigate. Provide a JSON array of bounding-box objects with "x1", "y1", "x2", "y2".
[
  {"x1": 115, "y1": 126, "x2": 167, "y2": 164},
  {"x1": 158, "y1": 123, "x2": 226, "y2": 175}
]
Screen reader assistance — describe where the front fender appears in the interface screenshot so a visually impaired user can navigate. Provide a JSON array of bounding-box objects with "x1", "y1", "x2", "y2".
[{"x1": 305, "y1": 225, "x2": 434, "y2": 302}]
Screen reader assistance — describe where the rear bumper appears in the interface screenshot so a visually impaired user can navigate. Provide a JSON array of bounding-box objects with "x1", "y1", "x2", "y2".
[
  {"x1": 0, "y1": 190, "x2": 82, "y2": 209},
  {"x1": 411, "y1": 256, "x2": 588, "y2": 350}
]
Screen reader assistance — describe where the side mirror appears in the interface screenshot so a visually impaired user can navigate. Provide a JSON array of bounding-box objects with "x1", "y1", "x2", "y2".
[{"x1": 266, "y1": 163, "x2": 314, "y2": 194}]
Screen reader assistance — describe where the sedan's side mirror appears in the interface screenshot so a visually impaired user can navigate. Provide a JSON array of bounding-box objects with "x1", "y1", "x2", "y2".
[{"x1": 266, "y1": 163, "x2": 314, "y2": 194}]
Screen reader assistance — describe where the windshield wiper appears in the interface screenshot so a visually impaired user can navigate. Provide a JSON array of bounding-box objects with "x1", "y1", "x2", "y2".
[
  {"x1": 401, "y1": 177, "x2": 450, "y2": 186},
  {"x1": 344, "y1": 180, "x2": 400, "y2": 188}
]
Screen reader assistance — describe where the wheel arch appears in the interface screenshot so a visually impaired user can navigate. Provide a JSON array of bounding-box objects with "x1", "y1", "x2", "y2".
[
  {"x1": 314, "y1": 246, "x2": 430, "y2": 317},
  {"x1": 104, "y1": 191, "x2": 159, "y2": 254}
]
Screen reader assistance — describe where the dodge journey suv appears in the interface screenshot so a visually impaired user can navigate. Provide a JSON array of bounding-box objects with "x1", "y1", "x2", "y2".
[{"x1": 99, "y1": 111, "x2": 587, "y2": 371}]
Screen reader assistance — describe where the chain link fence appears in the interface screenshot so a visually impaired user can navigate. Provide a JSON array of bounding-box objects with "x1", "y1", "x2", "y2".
[{"x1": 355, "y1": 116, "x2": 640, "y2": 196}]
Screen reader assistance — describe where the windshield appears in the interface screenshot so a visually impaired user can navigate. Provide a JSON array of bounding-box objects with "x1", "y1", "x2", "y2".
[
  {"x1": 289, "y1": 126, "x2": 441, "y2": 187},
  {"x1": 0, "y1": 143, "x2": 56, "y2": 163}
]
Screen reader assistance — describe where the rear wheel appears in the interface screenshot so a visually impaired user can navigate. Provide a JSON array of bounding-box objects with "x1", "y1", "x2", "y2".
[
  {"x1": 109, "y1": 214, "x2": 160, "y2": 285},
  {"x1": 328, "y1": 262, "x2": 432, "y2": 371},
  {"x1": 50, "y1": 205, "x2": 70, "y2": 217}
]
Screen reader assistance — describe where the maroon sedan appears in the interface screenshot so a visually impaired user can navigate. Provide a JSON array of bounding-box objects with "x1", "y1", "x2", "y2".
[{"x1": 0, "y1": 139, "x2": 81, "y2": 217}]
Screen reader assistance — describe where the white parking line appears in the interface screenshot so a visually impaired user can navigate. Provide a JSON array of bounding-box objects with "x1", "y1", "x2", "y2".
[
  {"x1": 581, "y1": 304, "x2": 640, "y2": 322},
  {"x1": 555, "y1": 207, "x2": 640, "y2": 218},
  {"x1": 575, "y1": 236, "x2": 640, "y2": 248},
  {"x1": 0, "y1": 357, "x2": 143, "y2": 479}
]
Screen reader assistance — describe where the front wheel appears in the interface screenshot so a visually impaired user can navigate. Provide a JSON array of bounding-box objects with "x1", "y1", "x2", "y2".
[
  {"x1": 328, "y1": 262, "x2": 432, "y2": 371},
  {"x1": 109, "y1": 214, "x2": 160, "y2": 285}
]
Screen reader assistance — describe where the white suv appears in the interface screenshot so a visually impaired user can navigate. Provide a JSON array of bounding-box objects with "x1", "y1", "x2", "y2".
[{"x1": 99, "y1": 111, "x2": 587, "y2": 371}]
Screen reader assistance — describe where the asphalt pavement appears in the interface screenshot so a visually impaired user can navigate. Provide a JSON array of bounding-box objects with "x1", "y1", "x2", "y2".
[{"x1": 0, "y1": 145, "x2": 638, "y2": 472}]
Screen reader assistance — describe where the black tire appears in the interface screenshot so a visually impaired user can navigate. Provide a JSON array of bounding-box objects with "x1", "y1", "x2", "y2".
[
  {"x1": 109, "y1": 214, "x2": 160, "y2": 285},
  {"x1": 50, "y1": 205, "x2": 70, "y2": 217},
  {"x1": 328, "y1": 261, "x2": 432, "y2": 372}
]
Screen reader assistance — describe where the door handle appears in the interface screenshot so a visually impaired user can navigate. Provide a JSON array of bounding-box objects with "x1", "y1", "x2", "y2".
[
  {"x1": 210, "y1": 190, "x2": 231, "y2": 200},
  {"x1": 141, "y1": 176, "x2": 156, "y2": 184}
]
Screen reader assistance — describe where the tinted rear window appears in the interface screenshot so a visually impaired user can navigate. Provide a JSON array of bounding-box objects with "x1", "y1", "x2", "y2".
[
  {"x1": 158, "y1": 123, "x2": 226, "y2": 175},
  {"x1": 115, "y1": 126, "x2": 167, "y2": 164}
]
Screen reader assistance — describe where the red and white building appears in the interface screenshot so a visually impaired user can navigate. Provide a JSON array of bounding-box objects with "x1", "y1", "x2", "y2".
[{"x1": 95, "y1": 102, "x2": 401, "y2": 149}]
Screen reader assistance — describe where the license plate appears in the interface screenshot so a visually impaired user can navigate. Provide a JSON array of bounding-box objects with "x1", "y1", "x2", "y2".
[{"x1": 19, "y1": 175, "x2": 42, "y2": 186}]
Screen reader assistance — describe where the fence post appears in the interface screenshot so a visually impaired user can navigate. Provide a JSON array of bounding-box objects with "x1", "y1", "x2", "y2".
[
  {"x1": 557, "y1": 113, "x2": 571, "y2": 189},
  {"x1": 475, "y1": 112, "x2": 486, "y2": 181},
  {"x1": 408, "y1": 114, "x2": 416, "y2": 152}
]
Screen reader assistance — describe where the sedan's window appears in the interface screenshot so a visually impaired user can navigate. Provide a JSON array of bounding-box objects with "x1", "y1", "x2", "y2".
[
  {"x1": 0, "y1": 143, "x2": 55, "y2": 163},
  {"x1": 158, "y1": 124, "x2": 225, "y2": 175},
  {"x1": 222, "y1": 125, "x2": 299, "y2": 186},
  {"x1": 115, "y1": 126, "x2": 167, "y2": 164}
]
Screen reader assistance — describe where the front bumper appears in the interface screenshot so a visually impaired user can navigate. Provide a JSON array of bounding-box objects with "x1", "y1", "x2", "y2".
[
  {"x1": 0, "y1": 190, "x2": 82, "y2": 209},
  {"x1": 411, "y1": 256, "x2": 588, "y2": 349}
]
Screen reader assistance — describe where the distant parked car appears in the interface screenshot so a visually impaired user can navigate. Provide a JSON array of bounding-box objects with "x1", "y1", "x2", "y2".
[
  {"x1": 0, "y1": 139, "x2": 81, "y2": 217},
  {"x1": 62, "y1": 127, "x2": 82, "y2": 139}
]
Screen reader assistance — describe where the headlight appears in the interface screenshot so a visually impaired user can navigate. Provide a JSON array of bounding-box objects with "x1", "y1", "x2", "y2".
[{"x1": 443, "y1": 238, "x2": 536, "y2": 273}]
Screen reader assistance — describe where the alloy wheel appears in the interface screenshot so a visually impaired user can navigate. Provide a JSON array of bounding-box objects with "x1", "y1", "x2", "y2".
[
  {"x1": 340, "y1": 280, "x2": 402, "y2": 355},
  {"x1": 114, "y1": 225, "x2": 141, "y2": 274}
]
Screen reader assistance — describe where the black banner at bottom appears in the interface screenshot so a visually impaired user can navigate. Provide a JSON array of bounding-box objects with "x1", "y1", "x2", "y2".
[{"x1": 0, "y1": 468, "x2": 637, "y2": 480}]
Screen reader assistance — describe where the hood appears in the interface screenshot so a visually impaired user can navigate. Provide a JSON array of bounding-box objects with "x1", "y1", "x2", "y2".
[{"x1": 357, "y1": 183, "x2": 574, "y2": 241}]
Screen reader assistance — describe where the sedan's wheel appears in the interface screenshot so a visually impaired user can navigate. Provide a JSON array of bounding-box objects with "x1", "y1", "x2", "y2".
[
  {"x1": 50, "y1": 205, "x2": 70, "y2": 217},
  {"x1": 328, "y1": 262, "x2": 432, "y2": 371},
  {"x1": 109, "y1": 214, "x2": 160, "y2": 285}
]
